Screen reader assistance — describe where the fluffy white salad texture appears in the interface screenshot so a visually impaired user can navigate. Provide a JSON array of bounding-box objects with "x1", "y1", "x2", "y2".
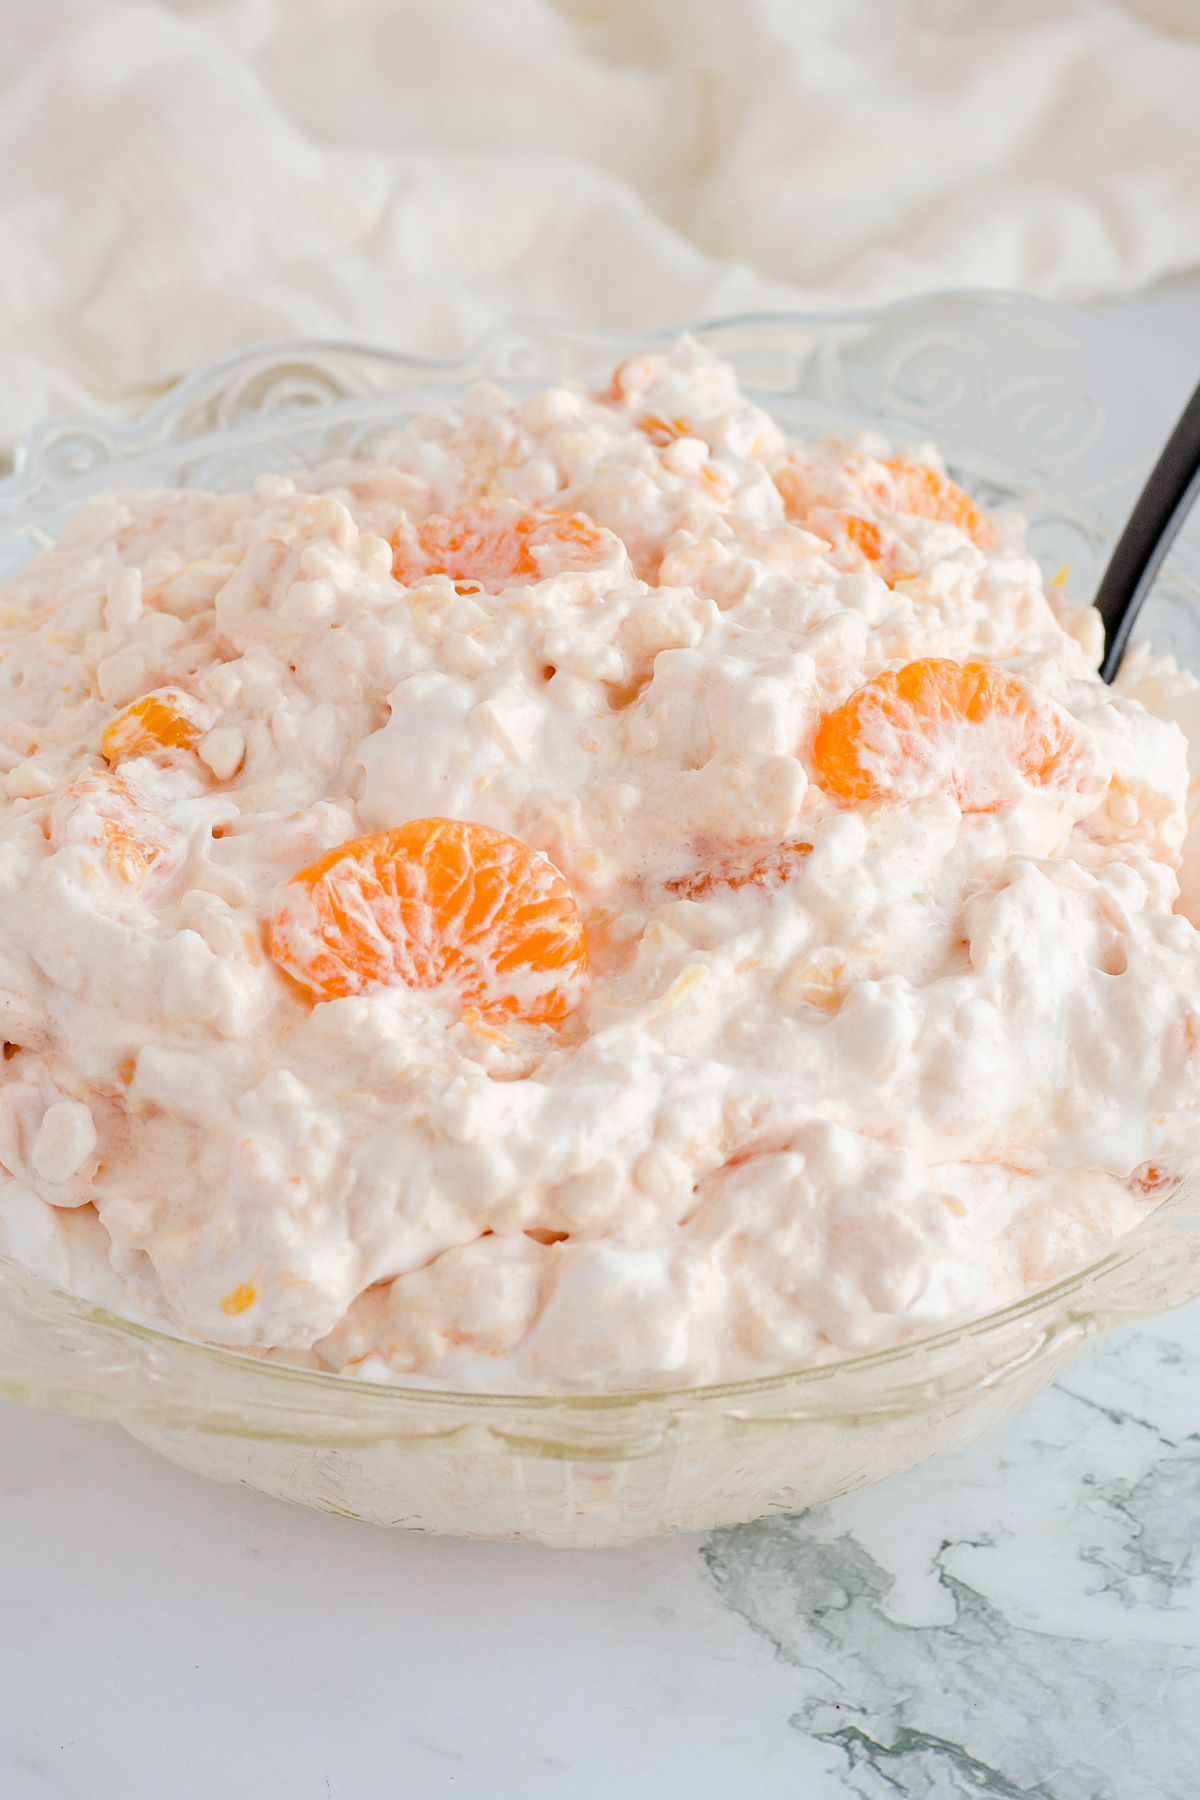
[{"x1": 0, "y1": 338, "x2": 1199, "y2": 1394}]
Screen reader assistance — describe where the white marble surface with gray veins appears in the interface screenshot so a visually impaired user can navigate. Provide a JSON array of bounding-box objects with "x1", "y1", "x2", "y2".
[
  {"x1": 3, "y1": 278, "x2": 1200, "y2": 1799},
  {"x1": 2, "y1": 1298, "x2": 1198, "y2": 1799},
  {"x1": 702, "y1": 1301, "x2": 1200, "y2": 1800}
]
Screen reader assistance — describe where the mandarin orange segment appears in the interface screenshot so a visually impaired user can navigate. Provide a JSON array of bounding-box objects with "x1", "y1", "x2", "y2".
[
  {"x1": 100, "y1": 817, "x2": 158, "y2": 885},
  {"x1": 818, "y1": 511, "x2": 918, "y2": 584},
  {"x1": 774, "y1": 451, "x2": 997, "y2": 564},
  {"x1": 269, "y1": 818, "x2": 589, "y2": 1022},
  {"x1": 604, "y1": 355, "x2": 656, "y2": 403},
  {"x1": 638, "y1": 413, "x2": 693, "y2": 447},
  {"x1": 101, "y1": 688, "x2": 212, "y2": 766},
  {"x1": 812, "y1": 658, "x2": 1080, "y2": 813},
  {"x1": 772, "y1": 474, "x2": 919, "y2": 585},
  {"x1": 843, "y1": 516, "x2": 882, "y2": 562},
  {"x1": 882, "y1": 457, "x2": 996, "y2": 550},
  {"x1": 391, "y1": 502, "x2": 609, "y2": 593},
  {"x1": 667, "y1": 840, "x2": 813, "y2": 900},
  {"x1": 51, "y1": 770, "x2": 173, "y2": 887}
]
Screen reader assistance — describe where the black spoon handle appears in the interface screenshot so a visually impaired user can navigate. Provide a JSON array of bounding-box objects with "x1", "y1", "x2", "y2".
[{"x1": 1096, "y1": 374, "x2": 1200, "y2": 683}]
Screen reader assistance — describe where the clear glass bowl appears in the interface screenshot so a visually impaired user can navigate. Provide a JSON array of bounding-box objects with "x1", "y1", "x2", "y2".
[{"x1": 2, "y1": 295, "x2": 1200, "y2": 1548}]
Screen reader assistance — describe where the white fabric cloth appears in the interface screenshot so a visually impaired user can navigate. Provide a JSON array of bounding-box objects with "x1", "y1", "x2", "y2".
[{"x1": 2, "y1": 0, "x2": 1200, "y2": 449}]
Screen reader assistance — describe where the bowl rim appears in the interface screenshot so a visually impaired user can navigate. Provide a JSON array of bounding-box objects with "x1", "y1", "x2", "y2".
[
  {"x1": 4, "y1": 1168, "x2": 1200, "y2": 1418},
  {"x1": 7, "y1": 284, "x2": 1161, "y2": 489},
  {"x1": 1, "y1": 297, "x2": 1197, "y2": 1422}
]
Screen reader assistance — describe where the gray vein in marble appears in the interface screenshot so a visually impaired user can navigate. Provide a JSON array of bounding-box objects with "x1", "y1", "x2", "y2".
[
  {"x1": 802, "y1": 1718, "x2": 1058, "y2": 1799},
  {"x1": 1076, "y1": 1454, "x2": 1200, "y2": 1611},
  {"x1": 700, "y1": 1310, "x2": 1200, "y2": 1800},
  {"x1": 1053, "y1": 1379, "x2": 1176, "y2": 1446},
  {"x1": 702, "y1": 1517, "x2": 1196, "y2": 1799}
]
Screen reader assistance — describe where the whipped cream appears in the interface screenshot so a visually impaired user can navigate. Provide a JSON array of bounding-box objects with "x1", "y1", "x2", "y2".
[{"x1": 0, "y1": 337, "x2": 1197, "y2": 1392}]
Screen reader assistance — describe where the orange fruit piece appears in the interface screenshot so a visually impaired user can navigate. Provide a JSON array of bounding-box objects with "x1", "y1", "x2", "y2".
[
  {"x1": 638, "y1": 413, "x2": 694, "y2": 447},
  {"x1": 812, "y1": 658, "x2": 1080, "y2": 813},
  {"x1": 803, "y1": 509, "x2": 920, "y2": 585},
  {"x1": 101, "y1": 688, "x2": 213, "y2": 766},
  {"x1": 881, "y1": 457, "x2": 996, "y2": 551},
  {"x1": 99, "y1": 813, "x2": 163, "y2": 886},
  {"x1": 391, "y1": 502, "x2": 610, "y2": 593},
  {"x1": 667, "y1": 840, "x2": 813, "y2": 900},
  {"x1": 843, "y1": 515, "x2": 881, "y2": 562},
  {"x1": 50, "y1": 770, "x2": 174, "y2": 887},
  {"x1": 269, "y1": 817, "x2": 589, "y2": 1022},
  {"x1": 774, "y1": 452, "x2": 997, "y2": 566},
  {"x1": 220, "y1": 1283, "x2": 258, "y2": 1317},
  {"x1": 604, "y1": 354, "x2": 656, "y2": 403}
]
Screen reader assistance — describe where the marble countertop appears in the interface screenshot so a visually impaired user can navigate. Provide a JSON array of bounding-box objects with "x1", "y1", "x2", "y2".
[{"x1": 3, "y1": 278, "x2": 1200, "y2": 1800}]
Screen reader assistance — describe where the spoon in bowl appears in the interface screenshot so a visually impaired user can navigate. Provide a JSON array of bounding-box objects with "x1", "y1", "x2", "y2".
[{"x1": 1095, "y1": 375, "x2": 1200, "y2": 682}]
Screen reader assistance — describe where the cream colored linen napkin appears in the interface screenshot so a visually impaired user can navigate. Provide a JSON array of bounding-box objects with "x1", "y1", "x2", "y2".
[{"x1": 2, "y1": 0, "x2": 1199, "y2": 448}]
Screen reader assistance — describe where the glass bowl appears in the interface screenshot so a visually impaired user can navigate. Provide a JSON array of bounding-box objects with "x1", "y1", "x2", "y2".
[{"x1": 2, "y1": 295, "x2": 1200, "y2": 1549}]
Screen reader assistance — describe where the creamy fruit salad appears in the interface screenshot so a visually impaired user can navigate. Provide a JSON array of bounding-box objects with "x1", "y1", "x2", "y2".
[{"x1": 0, "y1": 338, "x2": 1198, "y2": 1392}]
